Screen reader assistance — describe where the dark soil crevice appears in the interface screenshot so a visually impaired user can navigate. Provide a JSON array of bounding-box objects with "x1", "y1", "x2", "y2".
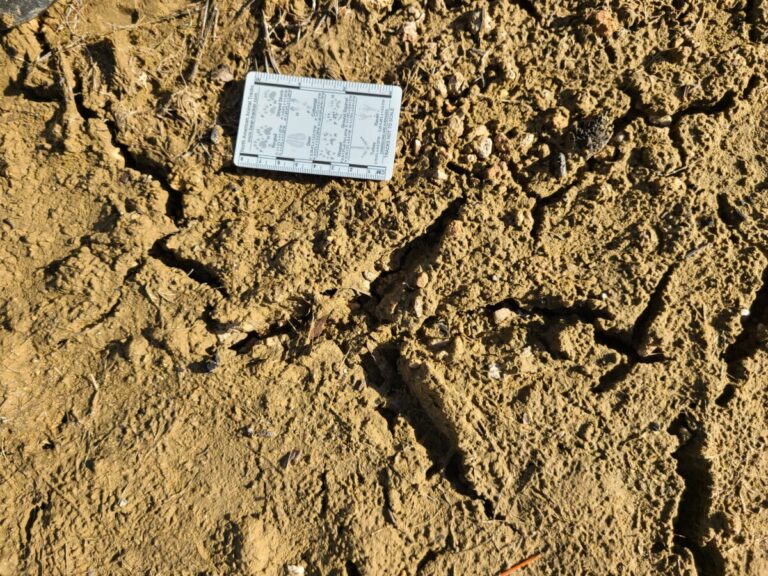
[
  {"x1": 669, "y1": 91, "x2": 737, "y2": 166},
  {"x1": 68, "y1": 64, "x2": 186, "y2": 226},
  {"x1": 669, "y1": 414, "x2": 725, "y2": 576},
  {"x1": 510, "y1": 0, "x2": 541, "y2": 22},
  {"x1": 103, "y1": 119, "x2": 186, "y2": 225},
  {"x1": 149, "y1": 236, "x2": 228, "y2": 296},
  {"x1": 721, "y1": 264, "x2": 768, "y2": 391},
  {"x1": 630, "y1": 264, "x2": 677, "y2": 353},
  {"x1": 362, "y1": 342, "x2": 496, "y2": 518},
  {"x1": 485, "y1": 295, "x2": 666, "y2": 365}
]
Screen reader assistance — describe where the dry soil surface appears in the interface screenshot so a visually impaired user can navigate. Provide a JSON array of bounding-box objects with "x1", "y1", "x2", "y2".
[{"x1": 1, "y1": 0, "x2": 768, "y2": 574}]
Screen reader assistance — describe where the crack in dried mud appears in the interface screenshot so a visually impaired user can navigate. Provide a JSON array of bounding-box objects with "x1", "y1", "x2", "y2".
[
  {"x1": 720, "y1": 264, "x2": 768, "y2": 401},
  {"x1": 149, "y1": 235, "x2": 228, "y2": 296},
  {"x1": 669, "y1": 413, "x2": 726, "y2": 576}
]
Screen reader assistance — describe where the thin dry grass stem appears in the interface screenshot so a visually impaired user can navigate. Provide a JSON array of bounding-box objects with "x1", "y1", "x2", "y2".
[
  {"x1": 261, "y1": 10, "x2": 282, "y2": 74},
  {"x1": 498, "y1": 553, "x2": 543, "y2": 575}
]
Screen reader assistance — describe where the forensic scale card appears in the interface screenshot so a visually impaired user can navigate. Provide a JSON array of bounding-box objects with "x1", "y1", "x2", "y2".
[{"x1": 234, "y1": 72, "x2": 402, "y2": 181}]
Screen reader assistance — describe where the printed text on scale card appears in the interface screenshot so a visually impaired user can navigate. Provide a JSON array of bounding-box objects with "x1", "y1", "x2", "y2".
[{"x1": 234, "y1": 72, "x2": 403, "y2": 181}]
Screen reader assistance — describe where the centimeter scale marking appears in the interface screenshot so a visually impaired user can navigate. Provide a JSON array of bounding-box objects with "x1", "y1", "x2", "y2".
[{"x1": 234, "y1": 72, "x2": 403, "y2": 181}]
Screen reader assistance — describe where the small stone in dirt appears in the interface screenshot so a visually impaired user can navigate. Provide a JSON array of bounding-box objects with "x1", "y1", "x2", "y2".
[
  {"x1": 412, "y1": 295, "x2": 424, "y2": 317},
  {"x1": 488, "y1": 363, "x2": 502, "y2": 380},
  {"x1": 519, "y1": 132, "x2": 536, "y2": 155},
  {"x1": 587, "y1": 9, "x2": 619, "y2": 37},
  {"x1": 741, "y1": 308, "x2": 751, "y2": 317},
  {"x1": 439, "y1": 114, "x2": 465, "y2": 145},
  {"x1": 493, "y1": 307, "x2": 513, "y2": 324},
  {"x1": 472, "y1": 136, "x2": 493, "y2": 159},
  {"x1": 574, "y1": 113, "x2": 613, "y2": 156},
  {"x1": 550, "y1": 107, "x2": 570, "y2": 131},
  {"x1": 467, "y1": 8, "x2": 490, "y2": 36},
  {"x1": 402, "y1": 21, "x2": 418, "y2": 44},
  {"x1": 210, "y1": 125, "x2": 224, "y2": 145},
  {"x1": 428, "y1": 168, "x2": 449, "y2": 182},
  {"x1": 649, "y1": 422, "x2": 661, "y2": 432},
  {"x1": 445, "y1": 73, "x2": 465, "y2": 97},
  {"x1": 286, "y1": 566, "x2": 305, "y2": 575},
  {"x1": 493, "y1": 133, "x2": 512, "y2": 159},
  {"x1": 279, "y1": 450, "x2": 301, "y2": 468},
  {"x1": 243, "y1": 425, "x2": 255, "y2": 438},
  {"x1": 434, "y1": 78, "x2": 448, "y2": 99},
  {"x1": 550, "y1": 152, "x2": 567, "y2": 180},
  {"x1": 412, "y1": 138, "x2": 422, "y2": 155},
  {"x1": 415, "y1": 272, "x2": 429, "y2": 288},
  {"x1": 482, "y1": 160, "x2": 505, "y2": 183},
  {"x1": 210, "y1": 65, "x2": 234, "y2": 83},
  {"x1": 117, "y1": 497, "x2": 128, "y2": 508},
  {"x1": 648, "y1": 113, "x2": 673, "y2": 127}
]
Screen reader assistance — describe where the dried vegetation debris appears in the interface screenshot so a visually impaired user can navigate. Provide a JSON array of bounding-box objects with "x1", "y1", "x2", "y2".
[{"x1": 1, "y1": 0, "x2": 768, "y2": 574}]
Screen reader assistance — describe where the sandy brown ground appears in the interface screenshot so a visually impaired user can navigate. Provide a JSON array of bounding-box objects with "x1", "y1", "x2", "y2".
[{"x1": 1, "y1": 0, "x2": 767, "y2": 574}]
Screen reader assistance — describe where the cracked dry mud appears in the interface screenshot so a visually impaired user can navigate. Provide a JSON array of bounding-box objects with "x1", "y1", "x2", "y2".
[{"x1": 1, "y1": 0, "x2": 767, "y2": 574}]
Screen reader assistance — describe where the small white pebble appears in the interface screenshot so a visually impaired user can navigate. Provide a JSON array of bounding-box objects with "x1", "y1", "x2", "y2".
[
  {"x1": 472, "y1": 136, "x2": 493, "y2": 159},
  {"x1": 491, "y1": 274, "x2": 500, "y2": 282},
  {"x1": 488, "y1": 363, "x2": 502, "y2": 380},
  {"x1": 601, "y1": 292, "x2": 608, "y2": 300},
  {"x1": 118, "y1": 498, "x2": 128, "y2": 508},
  {"x1": 428, "y1": 168, "x2": 448, "y2": 182},
  {"x1": 741, "y1": 308, "x2": 751, "y2": 317},
  {"x1": 412, "y1": 295, "x2": 424, "y2": 317},
  {"x1": 493, "y1": 307, "x2": 513, "y2": 324},
  {"x1": 286, "y1": 566, "x2": 305, "y2": 575}
]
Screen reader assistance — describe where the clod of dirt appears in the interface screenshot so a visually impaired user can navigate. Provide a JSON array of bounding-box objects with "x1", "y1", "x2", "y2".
[
  {"x1": 402, "y1": 21, "x2": 418, "y2": 44},
  {"x1": 587, "y1": 9, "x2": 619, "y2": 37},
  {"x1": 573, "y1": 112, "x2": 613, "y2": 156}
]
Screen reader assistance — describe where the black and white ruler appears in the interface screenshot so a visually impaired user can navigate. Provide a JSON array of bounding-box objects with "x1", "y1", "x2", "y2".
[{"x1": 234, "y1": 72, "x2": 402, "y2": 180}]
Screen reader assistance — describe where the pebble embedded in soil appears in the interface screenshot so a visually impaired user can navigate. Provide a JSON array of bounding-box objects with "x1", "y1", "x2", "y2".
[
  {"x1": 439, "y1": 115, "x2": 465, "y2": 145},
  {"x1": 412, "y1": 295, "x2": 424, "y2": 317},
  {"x1": 493, "y1": 307, "x2": 513, "y2": 324},
  {"x1": 428, "y1": 168, "x2": 449, "y2": 182},
  {"x1": 472, "y1": 136, "x2": 493, "y2": 159},
  {"x1": 402, "y1": 21, "x2": 418, "y2": 44},
  {"x1": 286, "y1": 566, "x2": 305, "y2": 575},
  {"x1": 519, "y1": 132, "x2": 536, "y2": 155},
  {"x1": 210, "y1": 65, "x2": 234, "y2": 83},
  {"x1": 488, "y1": 363, "x2": 502, "y2": 380},
  {"x1": 210, "y1": 125, "x2": 223, "y2": 145},
  {"x1": 551, "y1": 152, "x2": 567, "y2": 180}
]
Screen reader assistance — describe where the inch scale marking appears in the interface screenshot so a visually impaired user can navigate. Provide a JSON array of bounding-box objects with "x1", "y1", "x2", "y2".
[{"x1": 234, "y1": 72, "x2": 403, "y2": 181}]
